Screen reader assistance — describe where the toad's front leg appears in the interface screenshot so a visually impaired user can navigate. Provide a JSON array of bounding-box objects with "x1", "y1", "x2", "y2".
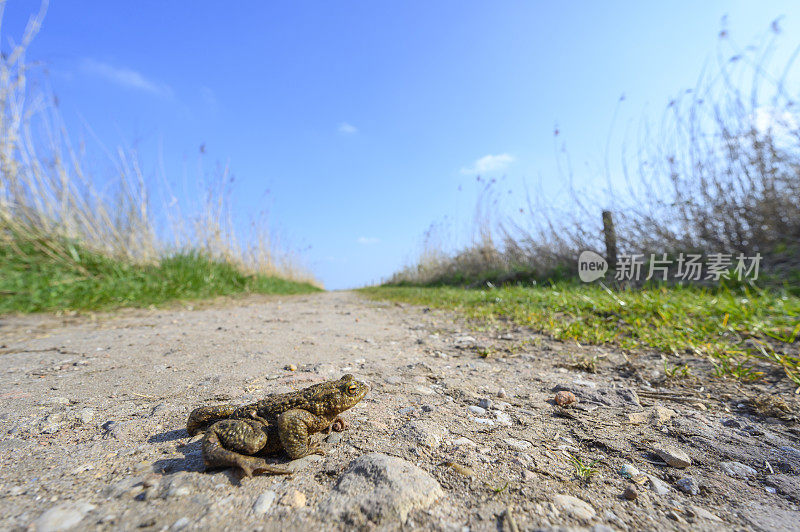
[
  {"x1": 202, "y1": 419, "x2": 291, "y2": 477},
  {"x1": 277, "y1": 408, "x2": 329, "y2": 459}
]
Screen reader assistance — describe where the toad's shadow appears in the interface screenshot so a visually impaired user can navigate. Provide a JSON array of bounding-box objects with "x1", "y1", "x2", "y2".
[{"x1": 148, "y1": 428, "x2": 186, "y2": 444}]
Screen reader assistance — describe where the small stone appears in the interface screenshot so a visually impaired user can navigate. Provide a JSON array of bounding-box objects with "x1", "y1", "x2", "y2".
[
  {"x1": 498, "y1": 388, "x2": 507, "y2": 398},
  {"x1": 253, "y1": 491, "x2": 277, "y2": 515},
  {"x1": 522, "y1": 469, "x2": 537, "y2": 481},
  {"x1": 78, "y1": 408, "x2": 95, "y2": 424},
  {"x1": 421, "y1": 404, "x2": 434, "y2": 412},
  {"x1": 171, "y1": 517, "x2": 191, "y2": 530},
  {"x1": 414, "y1": 385, "x2": 435, "y2": 395},
  {"x1": 653, "y1": 444, "x2": 691, "y2": 468},
  {"x1": 150, "y1": 403, "x2": 168, "y2": 417},
  {"x1": 287, "y1": 454, "x2": 324, "y2": 472},
  {"x1": 554, "y1": 390, "x2": 577, "y2": 407},
  {"x1": 478, "y1": 398, "x2": 493, "y2": 410},
  {"x1": 504, "y1": 437, "x2": 532, "y2": 451},
  {"x1": 722, "y1": 418, "x2": 741, "y2": 428},
  {"x1": 453, "y1": 437, "x2": 476, "y2": 448},
  {"x1": 385, "y1": 376, "x2": 402, "y2": 385},
  {"x1": 454, "y1": 335, "x2": 477, "y2": 348},
  {"x1": 619, "y1": 464, "x2": 641, "y2": 478},
  {"x1": 285, "y1": 364, "x2": 297, "y2": 371},
  {"x1": 720, "y1": 461, "x2": 757, "y2": 479},
  {"x1": 281, "y1": 489, "x2": 306, "y2": 508},
  {"x1": 472, "y1": 417, "x2": 494, "y2": 425},
  {"x1": 33, "y1": 502, "x2": 95, "y2": 532},
  {"x1": 468, "y1": 406, "x2": 487, "y2": 416},
  {"x1": 646, "y1": 474, "x2": 671, "y2": 496},
  {"x1": 494, "y1": 411, "x2": 513, "y2": 426},
  {"x1": 398, "y1": 406, "x2": 415, "y2": 416},
  {"x1": 43, "y1": 396, "x2": 70, "y2": 406},
  {"x1": 9, "y1": 486, "x2": 24, "y2": 496},
  {"x1": 552, "y1": 494, "x2": 596, "y2": 520},
  {"x1": 691, "y1": 505, "x2": 722, "y2": 522},
  {"x1": 622, "y1": 485, "x2": 638, "y2": 500},
  {"x1": 676, "y1": 476, "x2": 699, "y2": 495},
  {"x1": 652, "y1": 406, "x2": 677, "y2": 424}
]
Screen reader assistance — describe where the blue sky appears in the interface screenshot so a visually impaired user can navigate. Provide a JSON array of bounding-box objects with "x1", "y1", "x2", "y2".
[{"x1": 4, "y1": 1, "x2": 800, "y2": 288}]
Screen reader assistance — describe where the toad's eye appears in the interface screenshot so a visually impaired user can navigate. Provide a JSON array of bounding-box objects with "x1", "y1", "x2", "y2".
[{"x1": 347, "y1": 383, "x2": 358, "y2": 395}]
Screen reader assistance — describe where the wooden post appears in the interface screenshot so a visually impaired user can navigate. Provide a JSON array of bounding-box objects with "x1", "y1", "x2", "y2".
[{"x1": 602, "y1": 210, "x2": 618, "y2": 270}]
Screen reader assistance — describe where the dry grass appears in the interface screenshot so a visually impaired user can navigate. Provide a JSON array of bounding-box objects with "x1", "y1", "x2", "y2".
[{"x1": 0, "y1": 1, "x2": 318, "y2": 292}]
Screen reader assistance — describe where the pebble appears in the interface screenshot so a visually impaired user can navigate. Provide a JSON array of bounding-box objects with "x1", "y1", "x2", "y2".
[
  {"x1": 454, "y1": 336, "x2": 477, "y2": 348},
  {"x1": 385, "y1": 376, "x2": 402, "y2": 385},
  {"x1": 720, "y1": 461, "x2": 757, "y2": 479},
  {"x1": 498, "y1": 388, "x2": 507, "y2": 398},
  {"x1": 285, "y1": 364, "x2": 297, "y2": 371},
  {"x1": 398, "y1": 407, "x2": 416, "y2": 416},
  {"x1": 472, "y1": 418, "x2": 494, "y2": 425},
  {"x1": 253, "y1": 491, "x2": 277, "y2": 515},
  {"x1": 78, "y1": 408, "x2": 95, "y2": 424},
  {"x1": 43, "y1": 396, "x2": 70, "y2": 406},
  {"x1": 281, "y1": 489, "x2": 306, "y2": 508},
  {"x1": 646, "y1": 474, "x2": 671, "y2": 496},
  {"x1": 619, "y1": 464, "x2": 641, "y2": 478},
  {"x1": 171, "y1": 517, "x2": 191, "y2": 530},
  {"x1": 622, "y1": 485, "x2": 638, "y2": 500},
  {"x1": 504, "y1": 437, "x2": 532, "y2": 451},
  {"x1": 653, "y1": 444, "x2": 691, "y2": 468},
  {"x1": 676, "y1": 476, "x2": 699, "y2": 495},
  {"x1": 494, "y1": 411, "x2": 513, "y2": 426},
  {"x1": 690, "y1": 505, "x2": 723, "y2": 522},
  {"x1": 421, "y1": 404, "x2": 434, "y2": 412},
  {"x1": 552, "y1": 494, "x2": 596, "y2": 520},
  {"x1": 453, "y1": 437, "x2": 476, "y2": 448},
  {"x1": 554, "y1": 390, "x2": 577, "y2": 407},
  {"x1": 478, "y1": 398, "x2": 493, "y2": 410},
  {"x1": 33, "y1": 502, "x2": 95, "y2": 532},
  {"x1": 467, "y1": 406, "x2": 487, "y2": 416}
]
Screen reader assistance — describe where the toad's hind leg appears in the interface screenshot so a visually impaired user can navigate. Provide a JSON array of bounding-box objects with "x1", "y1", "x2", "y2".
[{"x1": 202, "y1": 419, "x2": 291, "y2": 477}]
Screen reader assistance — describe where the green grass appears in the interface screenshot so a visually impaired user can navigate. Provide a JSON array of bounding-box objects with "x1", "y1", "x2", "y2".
[
  {"x1": 361, "y1": 283, "x2": 800, "y2": 384},
  {"x1": 1, "y1": 237, "x2": 320, "y2": 313}
]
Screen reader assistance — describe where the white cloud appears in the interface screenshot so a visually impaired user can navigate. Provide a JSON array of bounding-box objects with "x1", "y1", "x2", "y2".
[
  {"x1": 460, "y1": 153, "x2": 514, "y2": 175},
  {"x1": 357, "y1": 236, "x2": 380, "y2": 245},
  {"x1": 81, "y1": 58, "x2": 171, "y2": 96},
  {"x1": 338, "y1": 122, "x2": 358, "y2": 134}
]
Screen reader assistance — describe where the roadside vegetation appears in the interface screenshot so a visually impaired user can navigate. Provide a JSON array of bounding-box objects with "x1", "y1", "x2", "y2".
[
  {"x1": 369, "y1": 22, "x2": 800, "y2": 385},
  {"x1": 0, "y1": 2, "x2": 319, "y2": 314}
]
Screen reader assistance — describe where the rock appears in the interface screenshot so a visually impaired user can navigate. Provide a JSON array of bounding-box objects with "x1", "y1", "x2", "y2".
[
  {"x1": 676, "y1": 476, "x2": 699, "y2": 495},
  {"x1": 32, "y1": 502, "x2": 95, "y2": 532},
  {"x1": 622, "y1": 485, "x2": 638, "y2": 500},
  {"x1": 552, "y1": 494, "x2": 596, "y2": 520},
  {"x1": 646, "y1": 474, "x2": 671, "y2": 496},
  {"x1": 690, "y1": 505, "x2": 723, "y2": 522},
  {"x1": 472, "y1": 418, "x2": 494, "y2": 425},
  {"x1": 494, "y1": 411, "x2": 513, "y2": 426},
  {"x1": 421, "y1": 404, "x2": 434, "y2": 412},
  {"x1": 287, "y1": 454, "x2": 324, "y2": 472},
  {"x1": 498, "y1": 388, "x2": 507, "y2": 398},
  {"x1": 385, "y1": 376, "x2": 402, "y2": 385},
  {"x1": 253, "y1": 491, "x2": 277, "y2": 515},
  {"x1": 284, "y1": 364, "x2": 297, "y2": 371},
  {"x1": 504, "y1": 437, "x2": 532, "y2": 451},
  {"x1": 78, "y1": 408, "x2": 95, "y2": 424},
  {"x1": 554, "y1": 390, "x2": 577, "y2": 407},
  {"x1": 478, "y1": 398, "x2": 493, "y2": 410},
  {"x1": 453, "y1": 437, "x2": 476, "y2": 448},
  {"x1": 720, "y1": 461, "x2": 756, "y2": 479},
  {"x1": 653, "y1": 444, "x2": 691, "y2": 468},
  {"x1": 320, "y1": 453, "x2": 444, "y2": 524},
  {"x1": 281, "y1": 489, "x2": 306, "y2": 508},
  {"x1": 414, "y1": 386, "x2": 435, "y2": 395},
  {"x1": 42, "y1": 396, "x2": 70, "y2": 406},
  {"x1": 522, "y1": 469, "x2": 537, "y2": 481},
  {"x1": 554, "y1": 383, "x2": 639, "y2": 408},
  {"x1": 468, "y1": 406, "x2": 486, "y2": 416},
  {"x1": 150, "y1": 404, "x2": 168, "y2": 417},
  {"x1": 398, "y1": 421, "x2": 443, "y2": 449},
  {"x1": 454, "y1": 336, "x2": 477, "y2": 348},
  {"x1": 628, "y1": 406, "x2": 677, "y2": 425},
  {"x1": 619, "y1": 464, "x2": 641, "y2": 478},
  {"x1": 398, "y1": 406, "x2": 415, "y2": 416},
  {"x1": 171, "y1": 517, "x2": 191, "y2": 530},
  {"x1": 766, "y1": 474, "x2": 800, "y2": 502}
]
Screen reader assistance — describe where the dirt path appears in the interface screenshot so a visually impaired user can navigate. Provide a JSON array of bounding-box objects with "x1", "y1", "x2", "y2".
[{"x1": 1, "y1": 291, "x2": 799, "y2": 531}]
